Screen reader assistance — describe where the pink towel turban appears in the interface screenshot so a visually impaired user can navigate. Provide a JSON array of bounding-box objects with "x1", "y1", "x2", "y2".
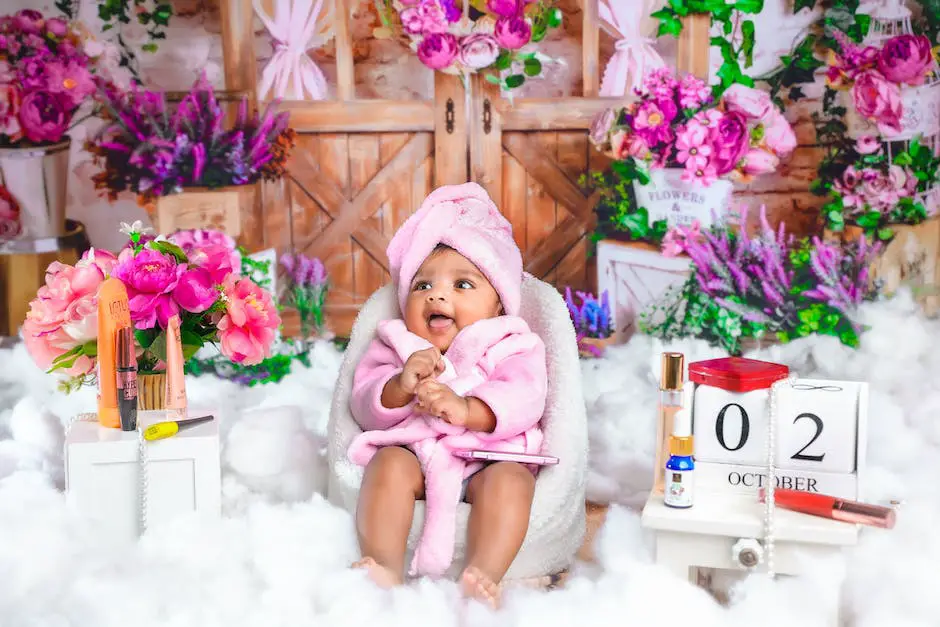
[{"x1": 386, "y1": 182, "x2": 523, "y2": 317}]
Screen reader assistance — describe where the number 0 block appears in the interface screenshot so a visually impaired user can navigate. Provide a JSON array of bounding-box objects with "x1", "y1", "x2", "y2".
[
  {"x1": 692, "y1": 384, "x2": 769, "y2": 466},
  {"x1": 775, "y1": 379, "x2": 860, "y2": 474}
]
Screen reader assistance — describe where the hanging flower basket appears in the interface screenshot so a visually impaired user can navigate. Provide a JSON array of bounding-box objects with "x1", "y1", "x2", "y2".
[
  {"x1": 632, "y1": 168, "x2": 733, "y2": 230},
  {"x1": 843, "y1": 78, "x2": 940, "y2": 141}
]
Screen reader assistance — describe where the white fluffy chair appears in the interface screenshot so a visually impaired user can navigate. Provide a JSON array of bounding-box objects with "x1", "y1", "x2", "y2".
[{"x1": 326, "y1": 274, "x2": 588, "y2": 580}]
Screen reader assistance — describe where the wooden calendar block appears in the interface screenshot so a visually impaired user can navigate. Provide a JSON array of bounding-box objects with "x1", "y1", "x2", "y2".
[
  {"x1": 775, "y1": 380, "x2": 862, "y2": 474},
  {"x1": 692, "y1": 385, "x2": 769, "y2": 467}
]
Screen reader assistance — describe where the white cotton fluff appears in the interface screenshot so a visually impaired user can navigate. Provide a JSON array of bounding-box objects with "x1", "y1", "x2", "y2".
[{"x1": 224, "y1": 405, "x2": 326, "y2": 502}]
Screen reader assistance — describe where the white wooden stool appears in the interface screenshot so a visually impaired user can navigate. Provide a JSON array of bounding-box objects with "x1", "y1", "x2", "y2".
[
  {"x1": 65, "y1": 410, "x2": 221, "y2": 541},
  {"x1": 642, "y1": 491, "x2": 858, "y2": 609}
]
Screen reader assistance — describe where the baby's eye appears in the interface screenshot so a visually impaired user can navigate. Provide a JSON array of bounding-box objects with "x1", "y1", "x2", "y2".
[
  {"x1": 456, "y1": 279, "x2": 473, "y2": 289},
  {"x1": 413, "y1": 281, "x2": 431, "y2": 291}
]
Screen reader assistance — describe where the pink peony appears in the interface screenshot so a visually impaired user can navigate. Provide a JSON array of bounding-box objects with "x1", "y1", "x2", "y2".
[
  {"x1": 417, "y1": 33, "x2": 459, "y2": 69},
  {"x1": 188, "y1": 243, "x2": 240, "y2": 284},
  {"x1": 44, "y1": 17, "x2": 69, "y2": 38},
  {"x1": 18, "y1": 91, "x2": 70, "y2": 144},
  {"x1": 13, "y1": 9, "x2": 44, "y2": 35},
  {"x1": 458, "y1": 33, "x2": 500, "y2": 70},
  {"x1": 173, "y1": 267, "x2": 218, "y2": 313},
  {"x1": 709, "y1": 111, "x2": 749, "y2": 175},
  {"x1": 217, "y1": 275, "x2": 281, "y2": 365},
  {"x1": 722, "y1": 84, "x2": 773, "y2": 122},
  {"x1": 0, "y1": 83, "x2": 22, "y2": 141},
  {"x1": 112, "y1": 247, "x2": 185, "y2": 330},
  {"x1": 855, "y1": 136, "x2": 881, "y2": 155},
  {"x1": 487, "y1": 0, "x2": 522, "y2": 17},
  {"x1": 877, "y1": 34, "x2": 934, "y2": 86},
  {"x1": 741, "y1": 149, "x2": 779, "y2": 175},
  {"x1": 762, "y1": 110, "x2": 797, "y2": 158},
  {"x1": 400, "y1": 3, "x2": 448, "y2": 35},
  {"x1": 852, "y1": 70, "x2": 903, "y2": 135},
  {"x1": 494, "y1": 16, "x2": 531, "y2": 50}
]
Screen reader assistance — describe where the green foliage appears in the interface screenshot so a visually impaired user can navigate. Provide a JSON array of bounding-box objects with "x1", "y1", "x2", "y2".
[
  {"x1": 95, "y1": 0, "x2": 174, "y2": 83},
  {"x1": 579, "y1": 166, "x2": 668, "y2": 246}
]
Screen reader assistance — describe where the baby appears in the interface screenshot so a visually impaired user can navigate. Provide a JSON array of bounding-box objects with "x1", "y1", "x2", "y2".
[{"x1": 347, "y1": 183, "x2": 548, "y2": 608}]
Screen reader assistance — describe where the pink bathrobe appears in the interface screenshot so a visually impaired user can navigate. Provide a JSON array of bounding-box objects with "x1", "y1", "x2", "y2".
[{"x1": 348, "y1": 315, "x2": 547, "y2": 577}]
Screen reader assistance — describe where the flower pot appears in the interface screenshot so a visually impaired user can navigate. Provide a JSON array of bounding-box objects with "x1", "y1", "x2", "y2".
[
  {"x1": 137, "y1": 372, "x2": 167, "y2": 410},
  {"x1": 0, "y1": 139, "x2": 71, "y2": 240},
  {"x1": 578, "y1": 335, "x2": 617, "y2": 358},
  {"x1": 144, "y1": 184, "x2": 259, "y2": 240},
  {"x1": 632, "y1": 168, "x2": 733, "y2": 230},
  {"x1": 843, "y1": 79, "x2": 940, "y2": 141}
]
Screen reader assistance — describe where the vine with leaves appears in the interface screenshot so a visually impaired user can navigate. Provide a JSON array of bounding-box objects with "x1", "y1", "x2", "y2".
[
  {"x1": 651, "y1": 0, "x2": 766, "y2": 96},
  {"x1": 55, "y1": 0, "x2": 173, "y2": 84}
]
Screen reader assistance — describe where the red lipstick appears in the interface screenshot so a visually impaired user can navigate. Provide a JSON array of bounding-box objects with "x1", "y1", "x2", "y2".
[{"x1": 759, "y1": 488, "x2": 896, "y2": 529}]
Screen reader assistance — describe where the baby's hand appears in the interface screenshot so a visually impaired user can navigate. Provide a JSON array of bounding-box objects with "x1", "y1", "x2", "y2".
[
  {"x1": 414, "y1": 379, "x2": 469, "y2": 426},
  {"x1": 399, "y1": 347, "x2": 445, "y2": 394}
]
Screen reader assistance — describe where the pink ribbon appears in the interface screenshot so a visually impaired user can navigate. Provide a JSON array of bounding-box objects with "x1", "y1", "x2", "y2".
[
  {"x1": 254, "y1": 0, "x2": 330, "y2": 100},
  {"x1": 598, "y1": 0, "x2": 666, "y2": 97}
]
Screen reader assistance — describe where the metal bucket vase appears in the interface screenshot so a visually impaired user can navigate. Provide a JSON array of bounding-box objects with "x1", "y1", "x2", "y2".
[
  {"x1": 632, "y1": 167, "x2": 733, "y2": 229},
  {"x1": 0, "y1": 139, "x2": 71, "y2": 240}
]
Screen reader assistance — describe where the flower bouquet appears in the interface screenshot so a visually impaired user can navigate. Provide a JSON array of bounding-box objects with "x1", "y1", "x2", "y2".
[
  {"x1": 86, "y1": 75, "x2": 296, "y2": 205},
  {"x1": 565, "y1": 287, "x2": 614, "y2": 358},
  {"x1": 280, "y1": 252, "x2": 329, "y2": 345},
  {"x1": 374, "y1": 0, "x2": 562, "y2": 91},
  {"x1": 640, "y1": 206, "x2": 882, "y2": 355},
  {"x1": 827, "y1": 30, "x2": 940, "y2": 138},
  {"x1": 23, "y1": 222, "x2": 281, "y2": 396},
  {"x1": 588, "y1": 69, "x2": 797, "y2": 243},
  {"x1": 813, "y1": 134, "x2": 940, "y2": 240}
]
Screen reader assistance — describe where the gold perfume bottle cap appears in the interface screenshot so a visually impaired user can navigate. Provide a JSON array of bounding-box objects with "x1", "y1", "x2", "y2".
[{"x1": 661, "y1": 352, "x2": 684, "y2": 391}]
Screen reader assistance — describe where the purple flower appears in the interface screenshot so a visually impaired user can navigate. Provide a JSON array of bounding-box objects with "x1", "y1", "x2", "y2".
[
  {"x1": 417, "y1": 33, "x2": 459, "y2": 69},
  {"x1": 709, "y1": 111, "x2": 750, "y2": 176},
  {"x1": 487, "y1": 0, "x2": 523, "y2": 18},
  {"x1": 112, "y1": 247, "x2": 186, "y2": 330},
  {"x1": 494, "y1": 16, "x2": 531, "y2": 50},
  {"x1": 18, "y1": 91, "x2": 69, "y2": 144}
]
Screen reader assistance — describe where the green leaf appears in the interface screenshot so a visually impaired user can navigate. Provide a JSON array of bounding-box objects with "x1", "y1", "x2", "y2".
[
  {"x1": 504, "y1": 74, "x2": 525, "y2": 89},
  {"x1": 148, "y1": 331, "x2": 168, "y2": 363},
  {"x1": 141, "y1": 42, "x2": 158, "y2": 53},
  {"x1": 485, "y1": 74, "x2": 501, "y2": 85},
  {"x1": 877, "y1": 227, "x2": 894, "y2": 240},
  {"x1": 494, "y1": 51, "x2": 512, "y2": 71},
  {"x1": 668, "y1": 0, "x2": 690, "y2": 17},
  {"x1": 150, "y1": 240, "x2": 187, "y2": 262},
  {"x1": 656, "y1": 13, "x2": 683, "y2": 38},
  {"x1": 547, "y1": 7, "x2": 563, "y2": 28},
  {"x1": 733, "y1": 0, "x2": 764, "y2": 13},
  {"x1": 894, "y1": 152, "x2": 913, "y2": 166},
  {"x1": 523, "y1": 57, "x2": 542, "y2": 77},
  {"x1": 741, "y1": 20, "x2": 756, "y2": 68},
  {"x1": 794, "y1": 0, "x2": 816, "y2": 11}
]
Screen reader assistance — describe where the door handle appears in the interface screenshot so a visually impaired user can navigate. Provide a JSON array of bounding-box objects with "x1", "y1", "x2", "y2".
[
  {"x1": 445, "y1": 98, "x2": 455, "y2": 134},
  {"x1": 483, "y1": 99, "x2": 492, "y2": 134}
]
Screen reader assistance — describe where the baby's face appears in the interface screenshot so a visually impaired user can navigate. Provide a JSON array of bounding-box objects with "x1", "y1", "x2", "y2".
[{"x1": 404, "y1": 247, "x2": 502, "y2": 352}]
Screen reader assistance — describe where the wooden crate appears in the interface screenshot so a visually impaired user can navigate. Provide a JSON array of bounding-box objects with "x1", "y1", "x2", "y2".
[
  {"x1": 146, "y1": 184, "x2": 260, "y2": 247},
  {"x1": 596, "y1": 239, "x2": 691, "y2": 342},
  {"x1": 825, "y1": 219, "x2": 940, "y2": 317}
]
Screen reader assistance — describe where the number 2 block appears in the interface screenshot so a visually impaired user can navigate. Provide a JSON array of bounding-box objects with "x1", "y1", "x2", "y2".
[
  {"x1": 775, "y1": 379, "x2": 859, "y2": 473},
  {"x1": 692, "y1": 385, "x2": 769, "y2": 466}
]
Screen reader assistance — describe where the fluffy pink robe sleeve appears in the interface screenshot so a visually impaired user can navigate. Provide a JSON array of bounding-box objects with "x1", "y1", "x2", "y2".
[{"x1": 347, "y1": 316, "x2": 547, "y2": 577}]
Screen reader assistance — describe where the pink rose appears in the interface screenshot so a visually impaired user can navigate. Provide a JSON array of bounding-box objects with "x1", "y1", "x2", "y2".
[
  {"x1": 762, "y1": 110, "x2": 797, "y2": 158},
  {"x1": 487, "y1": 0, "x2": 522, "y2": 17},
  {"x1": 494, "y1": 16, "x2": 531, "y2": 50},
  {"x1": 458, "y1": 33, "x2": 500, "y2": 70},
  {"x1": 722, "y1": 84, "x2": 773, "y2": 122},
  {"x1": 709, "y1": 111, "x2": 750, "y2": 176},
  {"x1": 417, "y1": 33, "x2": 459, "y2": 70},
  {"x1": 855, "y1": 135, "x2": 881, "y2": 155},
  {"x1": 112, "y1": 247, "x2": 185, "y2": 330},
  {"x1": 852, "y1": 70, "x2": 903, "y2": 136},
  {"x1": 217, "y1": 275, "x2": 281, "y2": 365},
  {"x1": 741, "y1": 149, "x2": 780, "y2": 175},
  {"x1": 18, "y1": 91, "x2": 70, "y2": 144},
  {"x1": 0, "y1": 84, "x2": 22, "y2": 141},
  {"x1": 877, "y1": 34, "x2": 934, "y2": 86}
]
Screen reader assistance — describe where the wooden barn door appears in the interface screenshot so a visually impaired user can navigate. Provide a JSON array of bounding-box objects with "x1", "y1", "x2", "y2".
[{"x1": 465, "y1": 2, "x2": 615, "y2": 295}]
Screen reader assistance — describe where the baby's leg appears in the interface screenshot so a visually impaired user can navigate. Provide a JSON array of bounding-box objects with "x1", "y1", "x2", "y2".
[
  {"x1": 353, "y1": 446, "x2": 425, "y2": 587},
  {"x1": 461, "y1": 461, "x2": 536, "y2": 607}
]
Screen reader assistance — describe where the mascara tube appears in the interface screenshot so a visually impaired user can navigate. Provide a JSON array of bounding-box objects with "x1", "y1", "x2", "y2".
[{"x1": 115, "y1": 326, "x2": 138, "y2": 431}]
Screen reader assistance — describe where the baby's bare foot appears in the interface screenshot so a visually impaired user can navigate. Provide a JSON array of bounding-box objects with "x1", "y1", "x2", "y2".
[
  {"x1": 460, "y1": 566, "x2": 501, "y2": 609},
  {"x1": 351, "y1": 556, "x2": 402, "y2": 588}
]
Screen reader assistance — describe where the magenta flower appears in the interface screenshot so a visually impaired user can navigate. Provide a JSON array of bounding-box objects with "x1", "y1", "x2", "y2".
[
  {"x1": 400, "y1": 3, "x2": 448, "y2": 35},
  {"x1": 18, "y1": 91, "x2": 69, "y2": 144},
  {"x1": 12, "y1": 10, "x2": 44, "y2": 35},
  {"x1": 661, "y1": 221, "x2": 702, "y2": 257},
  {"x1": 45, "y1": 61, "x2": 96, "y2": 108},
  {"x1": 642, "y1": 67, "x2": 679, "y2": 101},
  {"x1": 709, "y1": 111, "x2": 749, "y2": 176},
  {"x1": 678, "y1": 73, "x2": 712, "y2": 110},
  {"x1": 690, "y1": 109, "x2": 723, "y2": 132},
  {"x1": 682, "y1": 164, "x2": 718, "y2": 186},
  {"x1": 852, "y1": 70, "x2": 903, "y2": 135},
  {"x1": 44, "y1": 17, "x2": 68, "y2": 38},
  {"x1": 675, "y1": 126, "x2": 712, "y2": 170},
  {"x1": 855, "y1": 136, "x2": 881, "y2": 155},
  {"x1": 487, "y1": 0, "x2": 522, "y2": 17},
  {"x1": 633, "y1": 99, "x2": 676, "y2": 145},
  {"x1": 173, "y1": 267, "x2": 218, "y2": 313},
  {"x1": 417, "y1": 33, "x2": 459, "y2": 69},
  {"x1": 112, "y1": 248, "x2": 186, "y2": 330},
  {"x1": 877, "y1": 34, "x2": 934, "y2": 86},
  {"x1": 188, "y1": 243, "x2": 240, "y2": 284},
  {"x1": 494, "y1": 16, "x2": 531, "y2": 50}
]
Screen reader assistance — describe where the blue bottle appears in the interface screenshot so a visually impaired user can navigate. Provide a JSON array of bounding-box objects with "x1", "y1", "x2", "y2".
[{"x1": 664, "y1": 408, "x2": 695, "y2": 509}]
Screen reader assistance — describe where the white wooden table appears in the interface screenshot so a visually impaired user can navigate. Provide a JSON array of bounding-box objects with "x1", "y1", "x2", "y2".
[{"x1": 642, "y1": 491, "x2": 859, "y2": 581}]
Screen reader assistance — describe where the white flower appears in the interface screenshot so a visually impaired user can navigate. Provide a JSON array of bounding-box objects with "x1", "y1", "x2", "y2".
[{"x1": 119, "y1": 221, "x2": 154, "y2": 237}]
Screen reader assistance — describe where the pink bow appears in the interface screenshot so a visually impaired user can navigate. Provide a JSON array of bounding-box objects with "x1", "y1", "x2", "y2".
[
  {"x1": 254, "y1": 0, "x2": 330, "y2": 100},
  {"x1": 599, "y1": 0, "x2": 666, "y2": 97}
]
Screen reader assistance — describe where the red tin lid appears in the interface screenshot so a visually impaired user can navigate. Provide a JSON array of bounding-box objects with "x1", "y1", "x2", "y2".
[{"x1": 688, "y1": 357, "x2": 789, "y2": 393}]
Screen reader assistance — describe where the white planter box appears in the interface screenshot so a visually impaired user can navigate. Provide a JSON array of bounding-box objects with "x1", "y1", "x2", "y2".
[
  {"x1": 633, "y1": 168, "x2": 733, "y2": 230},
  {"x1": 596, "y1": 239, "x2": 691, "y2": 341},
  {"x1": 65, "y1": 411, "x2": 221, "y2": 541}
]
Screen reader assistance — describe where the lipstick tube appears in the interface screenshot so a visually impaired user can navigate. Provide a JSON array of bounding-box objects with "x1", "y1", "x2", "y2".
[
  {"x1": 759, "y1": 488, "x2": 896, "y2": 529},
  {"x1": 115, "y1": 326, "x2": 138, "y2": 432}
]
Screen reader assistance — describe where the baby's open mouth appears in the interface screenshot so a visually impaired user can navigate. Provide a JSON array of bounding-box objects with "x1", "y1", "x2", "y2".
[{"x1": 428, "y1": 313, "x2": 454, "y2": 330}]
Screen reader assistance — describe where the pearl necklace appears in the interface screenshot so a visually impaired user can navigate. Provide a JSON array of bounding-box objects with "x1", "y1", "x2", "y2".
[{"x1": 764, "y1": 374, "x2": 796, "y2": 578}]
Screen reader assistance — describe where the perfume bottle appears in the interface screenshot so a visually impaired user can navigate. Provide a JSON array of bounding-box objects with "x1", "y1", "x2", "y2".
[
  {"x1": 664, "y1": 408, "x2": 694, "y2": 509},
  {"x1": 654, "y1": 352, "x2": 684, "y2": 495}
]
